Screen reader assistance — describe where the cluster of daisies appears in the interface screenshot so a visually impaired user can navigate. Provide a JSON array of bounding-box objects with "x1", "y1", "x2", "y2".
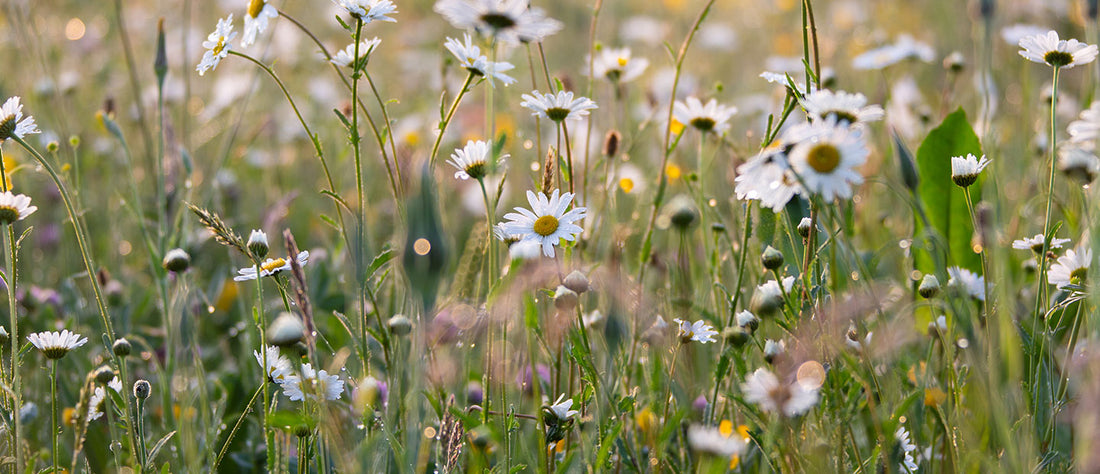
[{"x1": 254, "y1": 345, "x2": 344, "y2": 402}]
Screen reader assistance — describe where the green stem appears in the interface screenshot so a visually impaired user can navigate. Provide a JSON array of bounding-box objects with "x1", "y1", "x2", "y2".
[
  {"x1": 51, "y1": 360, "x2": 58, "y2": 472},
  {"x1": 1035, "y1": 67, "x2": 1061, "y2": 317},
  {"x1": 0, "y1": 147, "x2": 19, "y2": 472},
  {"x1": 429, "y1": 73, "x2": 476, "y2": 169},
  {"x1": 255, "y1": 263, "x2": 274, "y2": 473},
  {"x1": 213, "y1": 384, "x2": 264, "y2": 471}
]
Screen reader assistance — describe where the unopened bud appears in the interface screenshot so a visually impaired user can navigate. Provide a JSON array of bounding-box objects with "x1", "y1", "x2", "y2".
[
  {"x1": 797, "y1": 217, "x2": 812, "y2": 238},
  {"x1": 162, "y1": 248, "x2": 190, "y2": 273},
  {"x1": 553, "y1": 285, "x2": 579, "y2": 311},
  {"x1": 918, "y1": 274, "x2": 941, "y2": 299},
  {"x1": 94, "y1": 365, "x2": 116, "y2": 384},
  {"x1": 112, "y1": 338, "x2": 132, "y2": 357},
  {"x1": 761, "y1": 246, "x2": 784, "y2": 270},
  {"x1": 943, "y1": 51, "x2": 965, "y2": 73},
  {"x1": 387, "y1": 315, "x2": 413, "y2": 336},
  {"x1": 602, "y1": 130, "x2": 621, "y2": 157},
  {"x1": 133, "y1": 380, "x2": 151, "y2": 400},
  {"x1": 735, "y1": 310, "x2": 759, "y2": 333},
  {"x1": 248, "y1": 229, "x2": 269, "y2": 259},
  {"x1": 562, "y1": 271, "x2": 589, "y2": 294},
  {"x1": 722, "y1": 326, "x2": 750, "y2": 347}
]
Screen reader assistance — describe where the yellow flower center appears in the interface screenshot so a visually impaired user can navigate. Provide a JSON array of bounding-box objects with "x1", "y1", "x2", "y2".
[
  {"x1": 261, "y1": 257, "x2": 287, "y2": 273},
  {"x1": 806, "y1": 144, "x2": 841, "y2": 173},
  {"x1": 533, "y1": 215, "x2": 560, "y2": 237},
  {"x1": 617, "y1": 57, "x2": 628, "y2": 67},
  {"x1": 213, "y1": 38, "x2": 227, "y2": 56},
  {"x1": 619, "y1": 177, "x2": 635, "y2": 193},
  {"x1": 248, "y1": 0, "x2": 265, "y2": 18}
]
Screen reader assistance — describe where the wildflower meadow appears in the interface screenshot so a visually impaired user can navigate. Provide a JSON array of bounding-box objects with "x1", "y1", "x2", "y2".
[{"x1": 3, "y1": 0, "x2": 1100, "y2": 471}]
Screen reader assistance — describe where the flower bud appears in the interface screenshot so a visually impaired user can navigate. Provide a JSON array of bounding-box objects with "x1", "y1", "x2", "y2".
[
  {"x1": 248, "y1": 229, "x2": 269, "y2": 259},
  {"x1": 666, "y1": 195, "x2": 698, "y2": 231},
  {"x1": 797, "y1": 217, "x2": 813, "y2": 238},
  {"x1": 553, "y1": 285, "x2": 579, "y2": 311},
  {"x1": 763, "y1": 339, "x2": 785, "y2": 364},
  {"x1": 133, "y1": 380, "x2": 151, "y2": 400},
  {"x1": 294, "y1": 424, "x2": 311, "y2": 438},
  {"x1": 387, "y1": 315, "x2": 413, "y2": 336},
  {"x1": 602, "y1": 130, "x2": 621, "y2": 157},
  {"x1": 162, "y1": 248, "x2": 190, "y2": 273},
  {"x1": 918, "y1": 274, "x2": 941, "y2": 299},
  {"x1": 94, "y1": 365, "x2": 116, "y2": 384},
  {"x1": 735, "y1": 310, "x2": 759, "y2": 333},
  {"x1": 562, "y1": 271, "x2": 589, "y2": 294},
  {"x1": 268, "y1": 312, "x2": 305, "y2": 346},
  {"x1": 761, "y1": 246, "x2": 784, "y2": 270},
  {"x1": 943, "y1": 51, "x2": 965, "y2": 73},
  {"x1": 112, "y1": 338, "x2": 132, "y2": 357},
  {"x1": 722, "y1": 326, "x2": 750, "y2": 347}
]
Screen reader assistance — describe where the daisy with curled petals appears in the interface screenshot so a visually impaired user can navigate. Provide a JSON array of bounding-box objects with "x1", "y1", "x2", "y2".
[
  {"x1": 950, "y1": 154, "x2": 990, "y2": 188},
  {"x1": 434, "y1": 0, "x2": 562, "y2": 45},
  {"x1": 1048, "y1": 245, "x2": 1092, "y2": 289},
  {"x1": 783, "y1": 118, "x2": 869, "y2": 201},
  {"x1": 735, "y1": 144, "x2": 801, "y2": 211},
  {"x1": 799, "y1": 89, "x2": 884, "y2": 126},
  {"x1": 235, "y1": 250, "x2": 309, "y2": 281},
  {"x1": 741, "y1": 367, "x2": 819, "y2": 417},
  {"x1": 279, "y1": 363, "x2": 344, "y2": 401},
  {"x1": 947, "y1": 266, "x2": 985, "y2": 301},
  {"x1": 673, "y1": 97, "x2": 736, "y2": 134},
  {"x1": 254, "y1": 345, "x2": 293, "y2": 383},
  {"x1": 86, "y1": 386, "x2": 109, "y2": 422},
  {"x1": 444, "y1": 34, "x2": 517, "y2": 86},
  {"x1": 0, "y1": 191, "x2": 37, "y2": 225},
  {"x1": 331, "y1": 38, "x2": 381, "y2": 69},
  {"x1": 590, "y1": 47, "x2": 648, "y2": 83},
  {"x1": 197, "y1": 15, "x2": 237, "y2": 76},
  {"x1": 242, "y1": 0, "x2": 279, "y2": 47},
  {"x1": 895, "y1": 426, "x2": 920, "y2": 473},
  {"x1": 0, "y1": 96, "x2": 40, "y2": 141},
  {"x1": 686, "y1": 424, "x2": 745, "y2": 457},
  {"x1": 1012, "y1": 234, "x2": 1070, "y2": 254},
  {"x1": 446, "y1": 140, "x2": 507, "y2": 180},
  {"x1": 520, "y1": 90, "x2": 598, "y2": 123},
  {"x1": 498, "y1": 190, "x2": 586, "y2": 258},
  {"x1": 672, "y1": 319, "x2": 718, "y2": 344},
  {"x1": 334, "y1": 0, "x2": 398, "y2": 24},
  {"x1": 1019, "y1": 31, "x2": 1099, "y2": 69},
  {"x1": 548, "y1": 394, "x2": 579, "y2": 421},
  {"x1": 28, "y1": 330, "x2": 88, "y2": 359}
]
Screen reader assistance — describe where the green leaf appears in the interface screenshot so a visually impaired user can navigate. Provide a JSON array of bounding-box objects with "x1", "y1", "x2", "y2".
[
  {"x1": 144, "y1": 430, "x2": 177, "y2": 470},
  {"x1": 914, "y1": 108, "x2": 983, "y2": 273}
]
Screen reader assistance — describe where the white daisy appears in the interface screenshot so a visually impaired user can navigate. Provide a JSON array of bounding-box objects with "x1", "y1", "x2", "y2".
[
  {"x1": 760, "y1": 71, "x2": 812, "y2": 96},
  {"x1": 330, "y1": 38, "x2": 382, "y2": 69},
  {"x1": 673, "y1": 97, "x2": 736, "y2": 134},
  {"x1": 1001, "y1": 24, "x2": 1050, "y2": 47},
  {"x1": 1012, "y1": 234, "x2": 1070, "y2": 254},
  {"x1": 197, "y1": 15, "x2": 237, "y2": 76},
  {"x1": 0, "y1": 191, "x2": 37, "y2": 225},
  {"x1": 852, "y1": 34, "x2": 934, "y2": 70},
  {"x1": 735, "y1": 144, "x2": 801, "y2": 211},
  {"x1": 254, "y1": 345, "x2": 293, "y2": 383},
  {"x1": 1068, "y1": 101, "x2": 1100, "y2": 145},
  {"x1": 87, "y1": 386, "x2": 108, "y2": 422},
  {"x1": 279, "y1": 363, "x2": 344, "y2": 401},
  {"x1": 735, "y1": 310, "x2": 759, "y2": 331},
  {"x1": 845, "y1": 326, "x2": 872, "y2": 351},
  {"x1": 108, "y1": 376, "x2": 123, "y2": 393},
  {"x1": 686, "y1": 425, "x2": 745, "y2": 457},
  {"x1": 741, "y1": 368, "x2": 819, "y2": 417},
  {"x1": 1048, "y1": 245, "x2": 1092, "y2": 289},
  {"x1": 763, "y1": 339, "x2": 786, "y2": 361},
  {"x1": 0, "y1": 96, "x2": 40, "y2": 141},
  {"x1": 1059, "y1": 145, "x2": 1100, "y2": 185},
  {"x1": 757, "y1": 276, "x2": 796, "y2": 301},
  {"x1": 590, "y1": 47, "x2": 648, "y2": 83},
  {"x1": 929, "y1": 315, "x2": 948, "y2": 334},
  {"x1": 896, "y1": 426, "x2": 920, "y2": 472},
  {"x1": 800, "y1": 89, "x2": 884, "y2": 125},
  {"x1": 947, "y1": 266, "x2": 985, "y2": 301},
  {"x1": 446, "y1": 140, "x2": 507, "y2": 180},
  {"x1": 28, "y1": 329, "x2": 88, "y2": 359},
  {"x1": 234, "y1": 250, "x2": 310, "y2": 281},
  {"x1": 434, "y1": 0, "x2": 562, "y2": 45},
  {"x1": 949, "y1": 154, "x2": 990, "y2": 188},
  {"x1": 784, "y1": 118, "x2": 869, "y2": 200},
  {"x1": 498, "y1": 190, "x2": 586, "y2": 258},
  {"x1": 1018, "y1": 31, "x2": 1099, "y2": 69},
  {"x1": 672, "y1": 319, "x2": 718, "y2": 344},
  {"x1": 548, "y1": 394, "x2": 579, "y2": 421},
  {"x1": 520, "y1": 90, "x2": 598, "y2": 123},
  {"x1": 333, "y1": 0, "x2": 398, "y2": 23},
  {"x1": 242, "y1": 0, "x2": 279, "y2": 47},
  {"x1": 444, "y1": 34, "x2": 517, "y2": 86}
]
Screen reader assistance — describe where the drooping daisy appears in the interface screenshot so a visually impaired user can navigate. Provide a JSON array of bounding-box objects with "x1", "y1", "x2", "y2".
[
  {"x1": 444, "y1": 34, "x2": 517, "y2": 86},
  {"x1": 800, "y1": 89, "x2": 884, "y2": 125},
  {"x1": 547, "y1": 394, "x2": 579, "y2": 421},
  {"x1": 947, "y1": 266, "x2": 985, "y2": 301},
  {"x1": 446, "y1": 140, "x2": 507, "y2": 180},
  {"x1": 498, "y1": 190, "x2": 586, "y2": 258},
  {"x1": 673, "y1": 97, "x2": 736, "y2": 134},
  {"x1": 0, "y1": 191, "x2": 37, "y2": 225},
  {"x1": 735, "y1": 310, "x2": 759, "y2": 332},
  {"x1": 254, "y1": 345, "x2": 293, "y2": 383},
  {"x1": 950, "y1": 154, "x2": 990, "y2": 188},
  {"x1": 673, "y1": 319, "x2": 718, "y2": 344},
  {"x1": 279, "y1": 363, "x2": 344, "y2": 401},
  {"x1": 1048, "y1": 245, "x2": 1092, "y2": 289},
  {"x1": 741, "y1": 368, "x2": 819, "y2": 417},
  {"x1": 242, "y1": 0, "x2": 279, "y2": 47},
  {"x1": 763, "y1": 339, "x2": 785, "y2": 363},
  {"x1": 1059, "y1": 145, "x2": 1100, "y2": 185},
  {"x1": 28, "y1": 330, "x2": 88, "y2": 359},
  {"x1": 590, "y1": 47, "x2": 648, "y2": 83},
  {"x1": 333, "y1": 0, "x2": 398, "y2": 24},
  {"x1": 735, "y1": 144, "x2": 801, "y2": 211},
  {"x1": 330, "y1": 38, "x2": 382, "y2": 68},
  {"x1": 197, "y1": 15, "x2": 237, "y2": 76},
  {"x1": 1018, "y1": 31, "x2": 1099, "y2": 69},
  {"x1": 686, "y1": 424, "x2": 745, "y2": 457},
  {"x1": 434, "y1": 0, "x2": 563, "y2": 45},
  {"x1": 520, "y1": 90, "x2": 598, "y2": 123},
  {"x1": 1068, "y1": 101, "x2": 1100, "y2": 145},
  {"x1": 234, "y1": 250, "x2": 310, "y2": 281},
  {"x1": 896, "y1": 426, "x2": 920, "y2": 472},
  {"x1": 1011, "y1": 234, "x2": 1070, "y2": 254},
  {"x1": 0, "y1": 96, "x2": 40, "y2": 141},
  {"x1": 852, "y1": 34, "x2": 935, "y2": 70},
  {"x1": 784, "y1": 118, "x2": 869, "y2": 200}
]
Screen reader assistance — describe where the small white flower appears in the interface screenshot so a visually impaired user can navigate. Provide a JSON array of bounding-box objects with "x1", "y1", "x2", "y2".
[
  {"x1": 757, "y1": 276, "x2": 795, "y2": 300},
  {"x1": 108, "y1": 376, "x2": 123, "y2": 393},
  {"x1": 334, "y1": 0, "x2": 398, "y2": 23},
  {"x1": 949, "y1": 154, "x2": 990, "y2": 188},
  {"x1": 896, "y1": 426, "x2": 920, "y2": 472},
  {"x1": 520, "y1": 90, "x2": 598, "y2": 123},
  {"x1": 672, "y1": 319, "x2": 718, "y2": 344},
  {"x1": 197, "y1": 15, "x2": 237, "y2": 76},
  {"x1": 87, "y1": 387, "x2": 108, "y2": 422},
  {"x1": 852, "y1": 34, "x2": 934, "y2": 70},
  {"x1": 947, "y1": 267, "x2": 985, "y2": 301},
  {"x1": 242, "y1": 0, "x2": 279, "y2": 47},
  {"x1": 741, "y1": 368, "x2": 819, "y2": 416},
  {"x1": 0, "y1": 96, "x2": 40, "y2": 141},
  {"x1": 760, "y1": 71, "x2": 812, "y2": 96},
  {"x1": 548, "y1": 394, "x2": 579, "y2": 421},
  {"x1": 234, "y1": 250, "x2": 310, "y2": 281},
  {"x1": 673, "y1": 97, "x2": 736, "y2": 134},
  {"x1": 254, "y1": 345, "x2": 293, "y2": 383},
  {"x1": 1068, "y1": 102, "x2": 1100, "y2": 145},
  {"x1": 0, "y1": 191, "x2": 38, "y2": 225},
  {"x1": 735, "y1": 145, "x2": 801, "y2": 211},
  {"x1": 1019, "y1": 31, "x2": 1098, "y2": 69},
  {"x1": 1002, "y1": 24, "x2": 1050, "y2": 47},
  {"x1": 686, "y1": 424, "x2": 745, "y2": 457},
  {"x1": 800, "y1": 89, "x2": 884, "y2": 126},
  {"x1": 434, "y1": 0, "x2": 562, "y2": 44},
  {"x1": 1012, "y1": 234, "x2": 1070, "y2": 254},
  {"x1": 28, "y1": 330, "x2": 88, "y2": 359},
  {"x1": 279, "y1": 363, "x2": 344, "y2": 401},
  {"x1": 845, "y1": 326, "x2": 872, "y2": 351},
  {"x1": 1049, "y1": 245, "x2": 1092, "y2": 289},
  {"x1": 447, "y1": 140, "x2": 506, "y2": 180},
  {"x1": 590, "y1": 47, "x2": 648, "y2": 83},
  {"x1": 784, "y1": 118, "x2": 869, "y2": 201},
  {"x1": 735, "y1": 310, "x2": 759, "y2": 330},
  {"x1": 763, "y1": 339, "x2": 786, "y2": 360},
  {"x1": 1059, "y1": 145, "x2": 1100, "y2": 185},
  {"x1": 444, "y1": 34, "x2": 516, "y2": 86},
  {"x1": 498, "y1": 190, "x2": 586, "y2": 258},
  {"x1": 330, "y1": 38, "x2": 381, "y2": 68},
  {"x1": 929, "y1": 315, "x2": 948, "y2": 334}
]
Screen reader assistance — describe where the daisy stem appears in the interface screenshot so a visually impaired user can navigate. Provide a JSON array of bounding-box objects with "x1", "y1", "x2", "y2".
[
  {"x1": 478, "y1": 178, "x2": 495, "y2": 289},
  {"x1": 50, "y1": 360, "x2": 58, "y2": 471},
  {"x1": 962, "y1": 188, "x2": 991, "y2": 324},
  {"x1": 1035, "y1": 66, "x2": 1061, "y2": 319},
  {"x1": 660, "y1": 344, "x2": 681, "y2": 422},
  {"x1": 254, "y1": 262, "x2": 275, "y2": 473},
  {"x1": 0, "y1": 147, "x2": 20, "y2": 472},
  {"x1": 213, "y1": 383, "x2": 263, "y2": 471},
  {"x1": 351, "y1": 18, "x2": 367, "y2": 292},
  {"x1": 428, "y1": 72, "x2": 476, "y2": 169},
  {"x1": 800, "y1": 203, "x2": 818, "y2": 304},
  {"x1": 562, "y1": 121, "x2": 576, "y2": 195}
]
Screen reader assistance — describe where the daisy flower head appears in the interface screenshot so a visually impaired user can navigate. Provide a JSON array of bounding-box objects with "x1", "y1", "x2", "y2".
[
  {"x1": 1068, "y1": 101, "x2": 1100, "y2": 145},
  {"x1": 444, "y1": 34, "x2": 517, "y2": 86},
  {"x1": 547, "y1": 394, "x2": 579, "y2": 422},
  {"x1": 1012, "y1": 234, "x2": 1070, "y2": 254},
  {"x1": 800, "y1": 89, "x2": 884, "y2": 126},
  {"x1": 446, "y1": 140, "x2": 507, "y2": 180},
  {"x1": 673, "y1": 97, "x2": 737, "y2": 134},
  {"x1": 673, "y1": 318, "x2": 718, "y2": 344},
  {"x1": 254, "y1": 345, "x2": 293, "y2": 383},
  {"x1": 234, "y1": 250, "x2": 309, "y2": 281},
  {"x1": 895, "y1": 426, "x2": 920, "y2": 472},
  {"x1": 330, "y1": 38, "x2": 382, "y2": 69},
  {"x1": 434, "y1": 0, "x2": 563, "y2": 45},
  {"x1": 1049, "y1": 245, "x2": 1092, "y2": 289},
  {"x1": 950, "y1": 154, "x2": 990, "y2": 188},
  {"x1": 947, "y1": 266, "x2": 985, "y2": 301},
  {"x1": 1019, "y1": 31, "x2": 1099, "y2": 69},
  {"x1": 333, "y1": 0, "x2": 398, "y2": 24},
  {"x1": 741, "y1": 367, "x2": 819, "y2": 417},
  {"x1": 28, "y1": 330, "x2": 88, "y2": 359},
  {"x1": 1059, "y1": 145, "x2": 1100, "y2": 185},
  {"x1": 0, "y1": 191, "x2": 37, "y2": 225},
  {"x1": 852, "y1": 34, "x2": 934, "y2": 70},
  {"x1": 591, "y1": 47, "x2": 648, "y2": 83},
  {"x1": 87, "y1": 387, "x2": 108, "y2": 422},
  {"x1": 498, "y1": 190, "x2": 586, "y2": 258},
  {"x1": 197, "y1": 14, "x2": 237, "y2": 76},
  {"x1": 783, "y1": 118, "x2": 869, "y2": 201},
  {"x1": 242, "y1": 0, "x2": 279, "y2": 47},
  {"x1": 0, "y1": 96, "x2": 40, "y2": 141},
  {"x1": 279, "y1": 363, "x2": 344, "y2": 401},
  {"x1": 735, "y1": 144, "x2": 801, "y2": 211},
  {"x1": 520, "y1": 90, "x2": 598, "y2": 123},
  {"x1": 686, "y1": 424, "x2": 746, "y2": 458}
]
